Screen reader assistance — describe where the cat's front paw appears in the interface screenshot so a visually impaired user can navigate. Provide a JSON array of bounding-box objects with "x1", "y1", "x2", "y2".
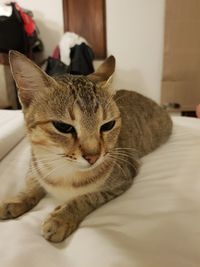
[
  {"x1": 42, "y1": 213, "x2": 78, "y2": 243},
  {"x1": 0, "y1": 200, "x2": 27, "y2": 219}
]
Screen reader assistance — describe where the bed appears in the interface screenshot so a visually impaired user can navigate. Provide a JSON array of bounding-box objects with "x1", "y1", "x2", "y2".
[{"x1": 0, "y1": 110, "x2": 200, "y2": 267}]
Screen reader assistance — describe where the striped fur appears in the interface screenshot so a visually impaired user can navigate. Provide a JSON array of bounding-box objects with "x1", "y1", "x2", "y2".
[{"x1": 0, "y1": 51, "x2": 172, "y2": 242}]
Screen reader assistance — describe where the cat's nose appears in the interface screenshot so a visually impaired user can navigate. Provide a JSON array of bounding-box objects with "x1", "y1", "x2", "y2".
[{"x1": 82, "y1": 153, "x2": 100, "y2": 165}]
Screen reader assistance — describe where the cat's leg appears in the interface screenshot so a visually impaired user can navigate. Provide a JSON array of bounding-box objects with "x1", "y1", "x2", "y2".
[
  {"x1": 0, "y1": 176, "x2": 45, "y2": 219},
  {"x1": 42, "y1": 179, "x2": 133, "y2": 243}
]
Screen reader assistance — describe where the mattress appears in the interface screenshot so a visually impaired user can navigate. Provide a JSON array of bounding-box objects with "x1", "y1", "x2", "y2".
[{"x1": 0, "y1": 116, "x2": 200, "y2": 267}]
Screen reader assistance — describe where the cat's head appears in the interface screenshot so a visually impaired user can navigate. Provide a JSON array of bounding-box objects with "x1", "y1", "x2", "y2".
[{"x1": 9, "y1": 51, "x2": 121, "y2": 171}]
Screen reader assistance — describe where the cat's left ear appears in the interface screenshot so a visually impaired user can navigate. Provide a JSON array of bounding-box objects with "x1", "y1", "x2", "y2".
[
  {"x1": 9, "y1": 50, "x2": 56, "y2": 108},
  {"x1": 88, "y1": 55, "x2": 116, "y2": 95}
]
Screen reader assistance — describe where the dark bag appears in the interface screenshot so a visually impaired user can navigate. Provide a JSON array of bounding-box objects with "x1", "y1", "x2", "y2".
[
  {"x1": 68, "y1": 43, "x2": 94, "y2": 75},
  {"x1": 45, "y1": 43, "x2": 94, "y2": 76},
  {"x1": 45, "y1": 57, "x2": 69, "y2": 76},
  {"x1": 0, "y1": 3, "x2": 28, "y2": 54}
]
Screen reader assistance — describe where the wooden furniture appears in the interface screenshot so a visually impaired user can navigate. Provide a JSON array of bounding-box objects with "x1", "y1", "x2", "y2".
[
  {"x1": 161, "y1": 0, "x2": 200, "y2": 115},
  {"x1": 63, "y1": 0, "x2": 107, "y2": 59}
]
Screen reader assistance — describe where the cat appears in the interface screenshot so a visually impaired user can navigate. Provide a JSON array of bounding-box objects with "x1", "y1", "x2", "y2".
[{"x1": 0, "y1": 51, "x2": 172, "y2": 242}]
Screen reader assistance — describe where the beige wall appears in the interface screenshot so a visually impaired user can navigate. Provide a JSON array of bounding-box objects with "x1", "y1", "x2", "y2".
[
  {"x1": 106, "y1": 0, "x2": 165, "y2": 102},
  {"x1": 1, "y1": 0, "x2": 165, "y2": 102}
]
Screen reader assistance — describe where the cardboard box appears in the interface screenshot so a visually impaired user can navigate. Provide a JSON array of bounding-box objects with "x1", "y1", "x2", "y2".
[
  {"x1": 161, "y1": 0, "x2": 200, "y2": 111},
  {"x1": 0, "y1": 53, "x2": 17, "y2": 109}
]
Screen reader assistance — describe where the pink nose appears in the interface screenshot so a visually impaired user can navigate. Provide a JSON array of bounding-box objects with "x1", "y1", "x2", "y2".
[{"x1": 83, "y1": 153, "x2": 100, "y2": 165}]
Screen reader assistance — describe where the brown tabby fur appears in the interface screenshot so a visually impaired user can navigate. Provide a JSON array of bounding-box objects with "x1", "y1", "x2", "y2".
[{"x1": 0, "y1": 51, "x2": 172, "y2": 242}]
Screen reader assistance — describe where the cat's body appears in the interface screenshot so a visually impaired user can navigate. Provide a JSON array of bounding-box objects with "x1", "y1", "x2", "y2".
[
  {"x1": 0, "y1": 52, "x2": 172, "y2": 242},
  {"x1": 31, "y1": 89, "x2": 171, "y2": 204},
  {"x1": 116, "y1": 90, "x2": 172, "y2": 157}
]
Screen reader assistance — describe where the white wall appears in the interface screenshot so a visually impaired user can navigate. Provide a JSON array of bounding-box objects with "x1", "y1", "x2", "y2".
[
  {"x1": 106, "y1": 0, "x2": 165, "y2": 102},
  {"x1": 1, "y1": 0, "x2": 165, "y2": 102}
]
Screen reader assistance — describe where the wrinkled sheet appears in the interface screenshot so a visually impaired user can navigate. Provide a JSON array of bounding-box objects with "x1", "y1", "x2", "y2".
[
  {"x1": 0, "y1": 116, "x2": 200, "y2": 267},
  {"x1": 0, "y1": 110, "x2": 24, "y2": 160}
]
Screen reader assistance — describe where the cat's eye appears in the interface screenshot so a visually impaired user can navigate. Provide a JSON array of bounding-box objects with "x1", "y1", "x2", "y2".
[
  {"x1": 100, "y1": 120, "x2": 116, "y2": 132},
  {"x1": 52, "y1": 121, "x2": 75, "y2": 134}
]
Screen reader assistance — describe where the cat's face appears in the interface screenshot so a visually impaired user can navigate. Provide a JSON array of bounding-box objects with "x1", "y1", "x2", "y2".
[
  {"x1": 26, "y1": 76, "x2": 121, "y2": 170},
  {"x1": 9, "y1": 51, "x2": 121, "y2": 171}
]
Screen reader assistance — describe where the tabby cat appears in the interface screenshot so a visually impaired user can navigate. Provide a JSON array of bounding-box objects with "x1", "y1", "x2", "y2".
[{"x1": 0, "y1": 51, "x2": 172, "y2": 242}]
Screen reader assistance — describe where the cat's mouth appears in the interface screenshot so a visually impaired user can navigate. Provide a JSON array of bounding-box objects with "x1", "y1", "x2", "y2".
[
  {"x1": 67, "y1": 156, "x2": 103, "y2": 171},
  {"x1": 63, "y1": 153, "x2": 112, "y2": 171}
]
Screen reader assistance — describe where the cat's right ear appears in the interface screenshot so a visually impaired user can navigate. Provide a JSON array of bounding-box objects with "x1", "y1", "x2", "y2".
[
  {"x1": 88, "y1": 55, "x2": 115, "y2": 85},
  {"x1": 9, "y1": 50, "x2": 55, "y2": 108}
]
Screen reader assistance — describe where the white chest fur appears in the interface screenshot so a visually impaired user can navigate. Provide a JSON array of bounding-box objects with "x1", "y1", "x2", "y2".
[{"x1": 35, "y1": 162, "x2": 106, "y2": 202}]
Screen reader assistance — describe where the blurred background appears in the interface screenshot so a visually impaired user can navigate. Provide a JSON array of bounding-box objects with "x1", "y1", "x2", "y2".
[{"x1": 0, "y1": 0, "x2": 200, "y2": 117}]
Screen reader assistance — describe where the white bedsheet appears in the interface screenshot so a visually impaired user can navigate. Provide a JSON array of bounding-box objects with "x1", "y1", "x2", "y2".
[
  {"x1": 0, "y1": 116, "x2": 200, "y2": 267},
  {"x1": 0, "y1": 110, "x2": 24, "y2": 160}
]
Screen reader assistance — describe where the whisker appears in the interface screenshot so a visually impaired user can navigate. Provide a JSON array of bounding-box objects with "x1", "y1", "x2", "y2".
[
  {"x1": 111, "y1": 152, "x2": 136, "y2": 159},
  {"x1": 28, "y1": 164, "x2": 44, "y2": 175},
  {"x1": 65, "y1": 158, "x2": 77, "y2": 163},
  {"x1": 33, "y1": 154, "x2": 61, "y2": 160},
  {"x1": 112, "y1": 149, "x2": 136, "y2": 155},
  {"x1": 113, "y1": 148, "x2": 138, "y2": 157},
  {"x1": 104, "y1": 94, "x2": 115, "y2": 111},
  {"x1": 114, "y1": 94, "x2": 127, "y2": 103},
  {"x1": 111, "y1": 155, "x2": 134, "y2": 162},
  {"x1": 114, "y1": 161, "x2": 126, "y2": 178},
  {"x1": 41, "y1": 162, "x2": 68, "y2": 181},
  {"x1": 33, "y1": 158, "x2": 62, "y2": 165},
  {"x1": 28, "y1": 156, "x2": 65, "y2": 175},
  {"x1": 112, "y1": 149, "x2": 138, "y2": 158},
  {"x1": 114, "y1": 147, "x2": 137, "y2": 151},
  {"x1": 108, "y1": 153, "x2": 138, "y2": 172},
  {"x1": 32, "y1": 146, "x2": 59, "y2": 155},
  {"x1": 31, "y1": 154, "x2": 64, "y2": 162},
  {"x1": 107, "y1": 155, "x2": 126, "y2": 178},
  {"x1": 104, "y1": 93, "x2": 128, "y2": 111}
]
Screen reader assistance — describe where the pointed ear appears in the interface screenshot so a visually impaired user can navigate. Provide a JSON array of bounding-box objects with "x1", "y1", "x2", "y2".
[
  {"x1": 88, "y1": 55, "x2": 115, "y2": 84},
  {"x1": 9, "y1": 50, "x2": 54, "y2": 108}
]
